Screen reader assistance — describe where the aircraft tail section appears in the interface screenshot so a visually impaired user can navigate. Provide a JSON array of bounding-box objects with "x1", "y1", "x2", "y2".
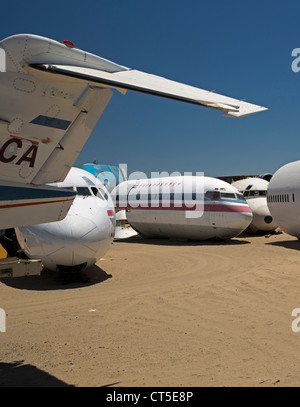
[
  {"x1": 31, "y1": 86, "x2": 113, "y2": 185},
  {"x1": 32, "y1": 64, "x2": 267, "y2": 118},
  {"x1": 0, "y1": 34, "x2": 115, "y2": 186},
  {"x1": 0, "y1": 33, "x2": 267, "y2": 189}
]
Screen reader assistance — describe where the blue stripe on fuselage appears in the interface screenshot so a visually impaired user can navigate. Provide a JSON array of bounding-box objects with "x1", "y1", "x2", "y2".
[{"x1": 0, "y1": 185, "x2": 76, "y2": 201}]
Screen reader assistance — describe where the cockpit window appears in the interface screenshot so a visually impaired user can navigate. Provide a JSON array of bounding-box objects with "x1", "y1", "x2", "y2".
[
  {"x1": 243, "y1": 190, "x2": 267, "y2": 197},
  {"x1": 76, "y1": 187, "x2": 92, "y2": 196},
  {"x1": 98, "y1": 187, "x2": 109, "y2": 200},
  {"x1": 91, "y1": 187, "x2": 104, "y2": 199},
  {"x1": 205, "y1": 190, "x2": 245, "y2": 201},
  {"x1": 81, "y1": 176, "x2": 95, "y2": 186},
  {"x1": 89, "y1": 186, "x2": 109, "y2": 200},
  {"x1": 205, "y1": 191, "x2": 213, "y2": 200},
  {"x1": 236, "y1": 193, "x2": 246, "y2": 201},
  {"x1": 220, "y1": 192, "x2": 236, "y2": 199},
  {"x1": 205, "y1": 191, "x2": 221, "y2": 200}
]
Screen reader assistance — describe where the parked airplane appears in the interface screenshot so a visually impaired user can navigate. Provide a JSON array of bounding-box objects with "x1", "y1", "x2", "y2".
[
  {"x1": 267, "y1": 160, "x2": 300, "y2": 239},
  {"x1": 232, "y1": 177, "x2": 277, "y2": 233},
  {"x1": 79, "y1": 163, "x2": 127, "y2": 192},
  {"x1": 0, "y1": 33, "x2": 267, "y2": 230},
  {"x1": 79, "y1": 163, "x2": 137, "y2": 239},
  {"x1": 111, "y1": 176, "x2": 253, "y2": 240},
  {"x1": 14, "y1": 167, "x2": 115, "y2": 272}
]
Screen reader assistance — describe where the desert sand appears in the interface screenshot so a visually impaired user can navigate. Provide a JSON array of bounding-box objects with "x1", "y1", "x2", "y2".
[{"x1": 1, "y1": 231, "x2": 300, "y2": 387}]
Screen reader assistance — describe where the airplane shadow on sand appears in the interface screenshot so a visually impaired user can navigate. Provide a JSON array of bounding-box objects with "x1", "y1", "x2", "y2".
[
  {"x1": 0, "y1": 264, "x2": 112, "y2": 291},
  {"x1": 0, "y1": 361, "x2": 73, "y2": 387},
  {"x1": 115, "y1": 235, "x2": 251, "y2": 247},
  {"x1": 266, "y1": 239, "x2": 300, "y2": 251},
  {"x1": 0, "y1": 361, "x2": 120, "y2": 387}
]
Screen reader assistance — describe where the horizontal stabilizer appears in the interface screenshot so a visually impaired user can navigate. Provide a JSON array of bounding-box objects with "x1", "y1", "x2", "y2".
[
  {"x1": 0, "y1": 33, "x2": 267, "y2": 189},
  {"x1": 32, "y1": 64, "x2": 267, "y2": 117},
  {"x1": 0, "y1": 183, "x2": 76, "y2": 228}
]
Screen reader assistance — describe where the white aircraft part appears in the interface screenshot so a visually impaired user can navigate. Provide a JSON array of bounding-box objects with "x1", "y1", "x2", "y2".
[
  {"x1": 39, "y1": 64, "x2": 267, "y2": 118},
  {"x1": 0, "y1": 257, "x2": 43, "y2": 278},
  {"x1": 112, "y1": 176, "x2": 253, "y2": 240},
  {"x1": 267, "y1": 161, "x2": 300, "y2": 238},
  {"x1": 232, "y1": 177, "x2": 277, "y2": 233},
  {"x1": 0, "y1": 182, "x2": 75, "y2": 229},
  {"x1": 245, "y1": 197, "x2": 276, "y2": 233},
  {"x1": 114, "y1": 226, "x2": 138, "y2": 240},
  {"x1": 31, "y1": 86, "x2": 113, "y2": 185},
  {"x1": 15, "y1": 168, "x2": 116, "y2": 271}
]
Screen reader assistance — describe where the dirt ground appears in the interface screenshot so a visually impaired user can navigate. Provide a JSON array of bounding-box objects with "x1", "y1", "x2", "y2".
[{"x1": 1, "y1": 231, "x2": 300, "y2": 387}]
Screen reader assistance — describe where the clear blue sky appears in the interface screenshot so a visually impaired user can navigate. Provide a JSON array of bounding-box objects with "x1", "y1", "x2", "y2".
[{"x1": 2, "y1": 0, "x2": 300, "y2": 178}]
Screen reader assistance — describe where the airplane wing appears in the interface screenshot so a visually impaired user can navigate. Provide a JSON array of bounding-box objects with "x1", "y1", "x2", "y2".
[{"x1": 0, "y1": 34, "x2": 267, "y2": 189}]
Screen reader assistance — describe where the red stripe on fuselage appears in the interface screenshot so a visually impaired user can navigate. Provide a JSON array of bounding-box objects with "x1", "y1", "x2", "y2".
[
  {"x1": 0, "y1": 197, "x2": 74, "y2": 210},
  {"x1": 116, "y1": 203, "x2": 252, "y2": 213},
  {"x1": 204, "y1": 203, "x2": 252, "y2": 213}
]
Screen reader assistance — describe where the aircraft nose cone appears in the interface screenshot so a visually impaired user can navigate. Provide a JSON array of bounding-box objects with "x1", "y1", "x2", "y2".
[
  {"x1": 57, "y1": 214, "x2": 114, "y2": 266},
  {"x1": 250, "y1": 205, "x2": 277, "y2": 232},
  {"x1": 16, "y1": 210, "x2": 115, "y2": 271},
  {"x1": 219, "y1": 206, "x2": 253, "y2": 239},
  {"x1": 67, "y1": 215, "x2": 102, "y2": 242},
  {"x1": 238, "y1": 210, "x2": 253, "y2": 231}
]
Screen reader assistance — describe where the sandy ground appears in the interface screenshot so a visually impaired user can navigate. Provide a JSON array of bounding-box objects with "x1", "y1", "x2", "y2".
[{"x1": 1, "y1": 231, "x2": 300, "y2": 387}]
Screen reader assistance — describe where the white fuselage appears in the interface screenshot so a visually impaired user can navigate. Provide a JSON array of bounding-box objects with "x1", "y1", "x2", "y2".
[
  {"x1": 111, "y1": 176, "x2": 253, "y2": 240},
  {"x1": 232, "y1": 178, "x2": 277, "y2": 233},
  {"x1": 15, "y1": 168, "x2": 116, "y2": 271},
  {"x1": 267, "y1": 160, "x2": 300, "y2": 238}
]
